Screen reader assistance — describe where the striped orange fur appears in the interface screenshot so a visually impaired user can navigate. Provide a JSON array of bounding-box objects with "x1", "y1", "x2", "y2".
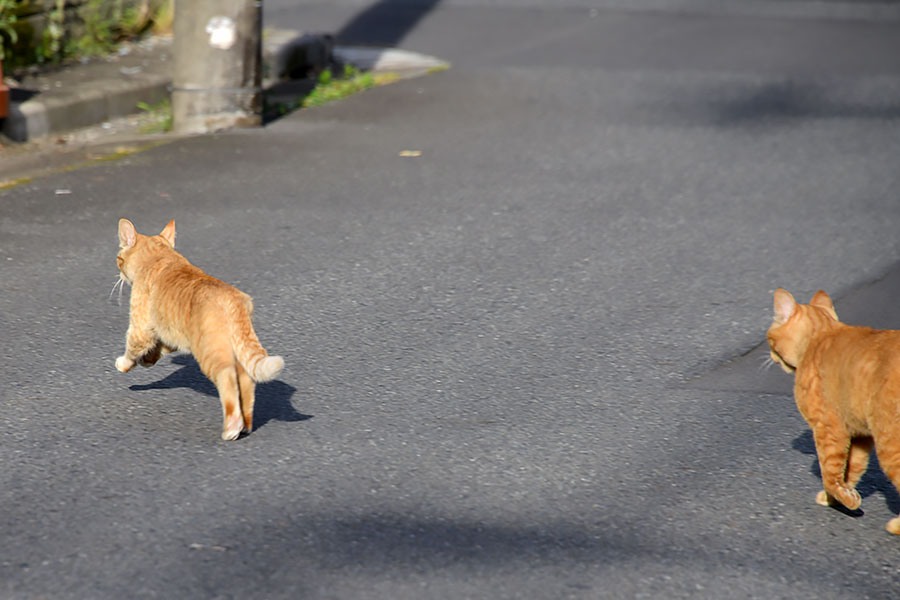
[
  {"x1": 114, "y1": 218, "x2": 284, "y2": 440},
  {"x1": 767, "y1": 288, "x2": 900, "y2": 534}
]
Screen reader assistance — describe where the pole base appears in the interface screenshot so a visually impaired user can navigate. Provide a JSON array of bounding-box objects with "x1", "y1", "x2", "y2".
[{"x1": 171, "y1": 109, "x2": 262, "y2": 135}]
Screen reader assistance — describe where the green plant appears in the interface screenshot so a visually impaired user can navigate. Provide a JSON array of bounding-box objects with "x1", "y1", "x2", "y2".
[
  {"x1": 302, "y1": 64, "x2": 397, "y2": 109},
  {"x1": 150, "y1": 0, "x2": 173, "y2": 34},
  {"x1": 0, "y1": 0, "x2": 18, "y2": 61},
  {"x1": 38, "y1": 0, "x2": 66, "y2": 61},
  {"x1": 72, "y1": 0, "x2": 117, "y2": 57},
  {"x1": 121, "y1": 5, "x2": 146, "y2": 36},
  {"x1": 2, "y1": 0, "x2": 175, "y2": 69},
  {"x1": 136, "y1": 98, "x2": 172, "y2": 133}
]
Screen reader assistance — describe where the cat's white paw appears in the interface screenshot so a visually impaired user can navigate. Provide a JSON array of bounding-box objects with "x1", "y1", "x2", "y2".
[
  {"x1": 115, "y1": 356, "x2": 135, "y2": 373},
  {"x1": 221, "y1": 415, "x2": 244, "y2": 441},
  {"x1": 886, "y1": 517, "x2": 900, "y2": 535},
  {"x1": 815, "y1": 490, "x2": 832, "y2": 506},
  {"x1": 221, "y1": 427, "x2": 242, "y2": 441}
]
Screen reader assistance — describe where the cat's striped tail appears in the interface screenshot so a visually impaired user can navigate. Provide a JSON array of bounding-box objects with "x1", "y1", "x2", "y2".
[{"x1": 230, "y1": 295, "x2": 284, "y2": 382}]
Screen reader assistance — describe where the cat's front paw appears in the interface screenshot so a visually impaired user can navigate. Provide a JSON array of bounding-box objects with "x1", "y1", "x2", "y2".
[
  {"x1": 115, "y1": 356, "x2": 135, "y2": 373},
  {"x1": 815, "y1": 490, "x2": 833, "y2": 507}
]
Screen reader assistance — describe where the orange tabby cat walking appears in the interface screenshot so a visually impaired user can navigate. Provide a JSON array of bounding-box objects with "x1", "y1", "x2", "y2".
[
  {"x1": 767, "y1": 288, "x2": 900, "y2": 534},
  {"x1": 114, "y1": 218, "x2": 284, "y2": 440}
]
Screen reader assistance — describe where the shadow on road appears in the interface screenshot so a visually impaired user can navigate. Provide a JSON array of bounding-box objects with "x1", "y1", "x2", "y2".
[
  {"x1": 164, "y1": 509, "x2": 895, "y2": 598},
  {"x1": 129, "y1": 354, "x2": 310, "y2": 430},
  {"x1": 653, "y1": 80, "x2": 900, "y2": 130},
  {"x1": 336, "y1": 0, "x2": 443, "y2": 47},
  {"x1": 714, "y1": 81, "x2": 900, "y2": 126}
]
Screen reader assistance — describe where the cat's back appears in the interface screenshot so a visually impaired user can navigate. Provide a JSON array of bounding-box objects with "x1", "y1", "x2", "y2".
[
  {"x1": 158, "y1": 259, "x2": 240, "y2": 305},
  {"x1": 817, "y1": 325, "x2": 900, "y2": 396},
  {"x1": 823, "y1": 325, "x2": 900, "y2": 357},
  {"x1": 147, "y1": 251, "x2": 242, "y2": 314},
  {"x1": 148, "y1": 254, "x2": 247, "y2": 348},
  {"x1": 147, "y1": 250, "x2": 207, "y2": 297},
  {"x1": 859, "y1": 328, "x2": 900, "y2": 374}
]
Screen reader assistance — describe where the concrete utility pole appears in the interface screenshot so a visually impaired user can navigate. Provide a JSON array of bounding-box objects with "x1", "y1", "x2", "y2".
[{"x1": 171, "y1": 0, "x2": 262, "y2": 134}]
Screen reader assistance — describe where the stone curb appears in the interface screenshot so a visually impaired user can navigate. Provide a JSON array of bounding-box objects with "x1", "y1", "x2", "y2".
[
  {"x1": 334, "y1": 46, "x2": 449, "y2": 78},
  {"x1": 4, "y1": 73, "x2": 171, "y2": 142},
  {"x1": 1, "y1": 30, "x2": 447, "y2": 143}
]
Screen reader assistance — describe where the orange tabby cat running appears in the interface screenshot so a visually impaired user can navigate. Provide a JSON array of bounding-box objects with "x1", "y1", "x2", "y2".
[
  {"x1": 767, "y1": 288, "x2": 900, "y2": 534},
  {"x1": 114, "y1": 218, "x2": 284, "y2": 440}
]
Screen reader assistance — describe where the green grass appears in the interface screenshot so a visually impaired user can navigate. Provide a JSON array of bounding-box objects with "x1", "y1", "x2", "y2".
[
  {"x1": 136, "y1": 99, "x2": 173, "y2": 133},
  {"x1": 302, "y1": 65, "x2": 399, "y2": 109},
  {"x1": 0, "y1": 176, "x2": 32, "y2": 192}
]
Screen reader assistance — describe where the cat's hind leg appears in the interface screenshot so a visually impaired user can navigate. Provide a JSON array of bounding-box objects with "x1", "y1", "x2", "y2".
[
  {"x1": 197, "y1": 346, "x2": 244, "y2": 441},
  {"x1": 813, "y1": 424, "x2": 861, "y2": 510},
  {"x1": 869, "y1": 428, "x2": 900, "y2": 534},
  {"x1": 845, "y1": 436, "x2": 873, "y2": 487},
  {"x1": 236, "y1": 362, "x2": 255, "y2": 434},
  {"x1": 137, "y1": 341, "x2": 175, "y2": 367},
  {"x1": 816, "y1": 436, "x2": 872, "y2": 507},
  {"x1": 214, "y1": 365, "x2": 243, "y2": 441}
]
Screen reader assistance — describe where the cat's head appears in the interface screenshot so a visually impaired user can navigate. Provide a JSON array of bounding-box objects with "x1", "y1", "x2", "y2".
[
  {"x1": 116, "y1": 218, "x2": 177, "y2": 284},
  {"x1": 766, "y1": 288, "x2": 840, "y2": 374}
]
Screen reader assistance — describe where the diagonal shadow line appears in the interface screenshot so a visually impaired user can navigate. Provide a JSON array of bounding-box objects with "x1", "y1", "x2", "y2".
[
  {"x1": 336, "y1": 0, "x2": 443, "y2": 48},
  {"x1": 129, "y1": 354, "x2": 310, "y2": 430}
]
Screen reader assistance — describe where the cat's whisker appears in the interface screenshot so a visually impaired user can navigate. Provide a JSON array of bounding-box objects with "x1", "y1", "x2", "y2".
[
  {"x1": 109, "y1": 277, "x2": 126, "y2": 306},
  {"x1": 758, "y1": 353, "x2": 776, "y2": 372}
]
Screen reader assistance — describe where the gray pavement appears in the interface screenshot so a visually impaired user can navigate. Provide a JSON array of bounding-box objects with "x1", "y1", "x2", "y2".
[{"x1": 3, "y1": 1, "x2": 900, "y2": 598}]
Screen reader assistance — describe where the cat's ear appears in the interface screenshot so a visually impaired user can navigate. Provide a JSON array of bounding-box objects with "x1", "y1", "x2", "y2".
[
  {"x1": 772, "y1": 288, "x2": 797, "y2": 324},
  {"x1": 810, "y1": 290, "x2": 839, "y2": 320},
  {"x1": 118, "y1": 218, "x2": 137, "y2": 249},
  {"x1": 159, "y1": 219, "x2": 176, "y2": 247}
]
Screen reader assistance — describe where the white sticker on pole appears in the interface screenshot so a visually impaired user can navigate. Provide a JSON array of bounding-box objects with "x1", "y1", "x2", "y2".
[{"x1": 206, "y1": 16, "x2": 237, "y2": 50}]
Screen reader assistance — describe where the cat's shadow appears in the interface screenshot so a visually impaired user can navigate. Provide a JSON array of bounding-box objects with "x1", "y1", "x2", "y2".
[
  {"x1": 792, "y1": 430, "x2": 900, "y2": 516},
  {"x1": 129, "y1": 354, "x2": 311, "y2": 430}
]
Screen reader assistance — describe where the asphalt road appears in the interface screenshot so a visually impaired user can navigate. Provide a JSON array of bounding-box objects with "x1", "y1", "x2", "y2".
[{"x1": 3, "y1": 1, "x2": 900, "y2": 598}]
